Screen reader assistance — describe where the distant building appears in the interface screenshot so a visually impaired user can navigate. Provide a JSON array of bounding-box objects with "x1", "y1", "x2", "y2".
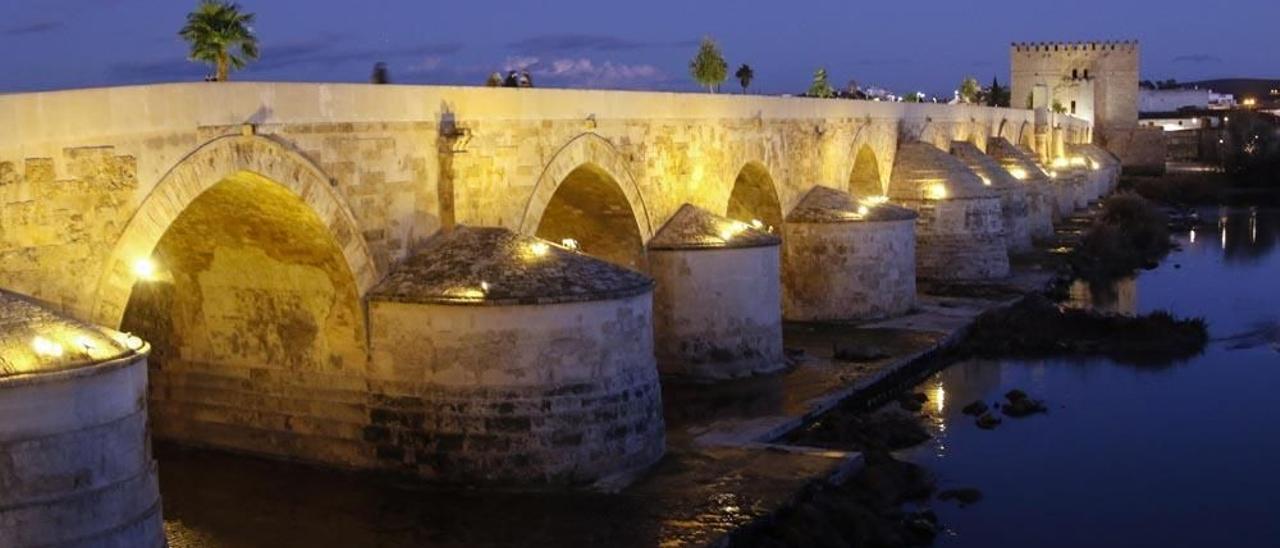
[{"x1": 1139, "y1": 88, "x2": 1235, "y2": 113}]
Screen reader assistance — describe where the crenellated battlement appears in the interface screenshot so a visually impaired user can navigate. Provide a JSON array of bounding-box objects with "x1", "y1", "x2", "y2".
[{"x1": 1011, "y1": 40, "x2": 1138, "y2": 53}]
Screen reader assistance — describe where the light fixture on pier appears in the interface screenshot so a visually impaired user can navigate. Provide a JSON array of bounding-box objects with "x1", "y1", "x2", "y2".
[{"x1": 132, "y1": 257, "x2": 158, "y2": 281}]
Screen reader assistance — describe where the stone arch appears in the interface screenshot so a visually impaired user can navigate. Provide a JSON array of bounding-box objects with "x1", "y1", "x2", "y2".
[
  {"x1": 849, "y1": 145, "x2": 884, "y2": 196},
  {"x1": 726, "y1": 161, "x2": 785, "y2": 233},
  {"x1": 1018, "y1": 122, "x2": 1035, "y2": 148},
  {"x1": 92, "y1": 134, "x2": 378, "y2": 329},
  {"x1": 532, "y1": 160, "x2": 647, "y2": 269},
  {"x1": 520, "y1": 132, "x2": 652, "y2": 242}
]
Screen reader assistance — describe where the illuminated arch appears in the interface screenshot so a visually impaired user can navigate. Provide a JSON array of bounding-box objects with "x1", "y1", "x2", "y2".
[
  {"x1": 848, "y1": 145, "x2": 884, "y2": 196},
  {"x1": 520, "y1": 133, "x2": 652, "y2": 242},
  {"x1": 726, "y1": 161, "x2": 784, "y2": 232},
  {"x1": 93, "y1": 135, "x2": 378, "y2": 328}
]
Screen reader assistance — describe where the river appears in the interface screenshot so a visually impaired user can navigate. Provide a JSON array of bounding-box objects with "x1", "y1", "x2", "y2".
[{"x1": 906, "y1": 206, "x2": 1280, "y2": 547}]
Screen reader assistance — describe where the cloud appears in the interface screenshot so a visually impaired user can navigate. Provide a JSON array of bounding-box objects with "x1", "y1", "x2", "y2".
[
  {"x1": 501, "y1": 57, "x2": 664, "y2": 89},
  {"x1": 507, "y1": 33, "x2": 694, "y2": 53},
  {"x1": 4, "y1": 21, "x2": 63, "y2": 36},
  {"x1": 1173, "y1": 53, "x2": 1222, "y2": 64}
]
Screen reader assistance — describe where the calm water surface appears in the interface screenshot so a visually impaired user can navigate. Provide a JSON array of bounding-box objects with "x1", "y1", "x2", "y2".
[{"x1": 909, "y1": 207, "x2": 1280, "y2": 548}]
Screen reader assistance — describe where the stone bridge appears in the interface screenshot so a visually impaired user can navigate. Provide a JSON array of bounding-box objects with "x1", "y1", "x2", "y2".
[{"x1": 0, "y1": 83, "x2": 1093, "y2": 483}]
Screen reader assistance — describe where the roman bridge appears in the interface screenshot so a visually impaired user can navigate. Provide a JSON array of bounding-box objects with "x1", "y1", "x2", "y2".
[{"x1": 0, "y1": 82, "x2": 1095, "y2": 484}]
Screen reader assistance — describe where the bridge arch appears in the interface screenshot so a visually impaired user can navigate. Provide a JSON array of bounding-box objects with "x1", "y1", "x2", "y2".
[
  {"x1": 93, "y1": 135, "x2": 378, "y2": 329},
  {"x1": 848, "y1": 145, "x2": 884, "y2": 197},
  {"x1": 1017, "y1": 121, "x2": 1034, "y2": 148},
  {"x1": 726, "y1": 161, "x2": 784, "y2": 233},
  {"x1": 521, "y1": 134, "x2": 651, "y2": 266},
  {"x1": 532, "y1": 161, "x2": 648, "y2": 269}
]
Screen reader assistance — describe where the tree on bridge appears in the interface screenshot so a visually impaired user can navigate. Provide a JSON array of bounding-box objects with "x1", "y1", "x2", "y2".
[
  {"x1": 986, "y1": 76, "x2": 1011, "y2": 107},
  {"x1": 735, "y1": 64, "x2": 755, "y2": 94},
  {"x1": 808, "y1": 68, "x2": 834, "y2": 98},
  {"x1": 689, "y1": 37, "x2": 728, "y2": 93},
  {"x1": 958, "y1": 76, "x2": 980, "y2": 104},
  {"x1": 180, "y1": 1, "x2": 259, "y2": 82}
]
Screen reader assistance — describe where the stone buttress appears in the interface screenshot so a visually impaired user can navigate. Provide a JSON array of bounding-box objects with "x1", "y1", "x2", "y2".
[
  {"x1": 781, "y1": 186, "x2": 917, "y2": 321},
  {"x1": 366, "y1": 227, "x2": 665, "y2": 485},
  {"x1": 646, "y1": 204, "x2": 784, "y2": 381},
  {"x1": 0, "y1": 290, "x2": 163, "y2": 548},
  {"x1": 890, "y1": 142, "x2": 1009, "y2": 280},
  {"x1": 950, "y1": 141, "x2": 1033, "y2": 252},
  {"x1": 986, "y1": 137, "x2": 1057, "y2": 238}
]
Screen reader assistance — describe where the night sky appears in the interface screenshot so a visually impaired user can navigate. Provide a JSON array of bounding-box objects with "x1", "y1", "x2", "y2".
[{"x1": 1, "y1": 0, "x2": 1276, "y2": 95}]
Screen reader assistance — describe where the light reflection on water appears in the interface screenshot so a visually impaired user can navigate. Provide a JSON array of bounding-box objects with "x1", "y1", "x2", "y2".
[{"x1": 906, "y1": 207, "x2": 1280, "y2": 548}]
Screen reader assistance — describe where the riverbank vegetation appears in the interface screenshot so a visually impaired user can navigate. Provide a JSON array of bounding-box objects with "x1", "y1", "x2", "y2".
[
  {"x1": 958, "y1": 294, "x2": 1208, "y2": 366},
  {"x1": 1069, "y1": 192, "x2": 1172, "y2": 284}
]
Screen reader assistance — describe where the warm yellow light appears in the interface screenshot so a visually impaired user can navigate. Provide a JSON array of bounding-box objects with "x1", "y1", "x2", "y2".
[
  {"x1": 1007, "y1": 167, "x2": 1028, "y2": 180},
  {"x1": 528, "y1": 242, "x2": 550, "y2": 257},
  {"x1": 860, "y1": 195, "x2": 890, "y2": 206},
  {"x1": 480, "y1": 281, "x2": 491, "y2": 293},
  {"x1": 1069, "y1": 156, "x2": 1087, "y2": 168},
  {"x1": 132, "y1": 258, "x2": 157, "y2": 281},
  {"x1": 1243, "y1": 97, "x2": 1257, "y2": 107},
  {"x1": 1051, "y1": 157, "x2": 1070, "y2": 169},
  {"x1": 110, "y1": 331, "x2": 145, "y2": 351},
  {"x1": 856, "y1": 205, "x2": 869, "y2": 216},
  {"x1": 32, "y1": 336, "x2": 64, "y2": 358},
  {"x1": 933, "y1": 383, "x2": 946, "y2": 414},
  {"x1": 925, "y1": 183, "x2": 948, "y2": 200},
  {"x1": 718, "y1": 220, "x2": 749, "y2": 241},
  {"x1": 560, "y1": 238, "x2": 579, "y2": 251},
  {"x1": 750, "y1": 219, "x2": 765, "y2": 230},
  {"x1": 979, "y1": 175, "x2": 992, "y2": 186}
]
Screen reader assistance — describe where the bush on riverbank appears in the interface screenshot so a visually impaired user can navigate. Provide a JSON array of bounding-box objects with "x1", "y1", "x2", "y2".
[
  {"x1": 728, "y1": 449, "x2": 939, "y2": 548},
  {"x1": 959, "y1": 294, "x2": 1208, "y2": 366},
  {"x1": 1070, "y1": 192, "x2": 1171, "y2": 283},
  {"x1": 1123, "y1": 171, "x2": 1225, "y2": 206}
]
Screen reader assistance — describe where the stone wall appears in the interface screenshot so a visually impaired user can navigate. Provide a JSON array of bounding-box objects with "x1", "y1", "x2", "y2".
[
  {"x1": 649, "y1": 245, "x2": 783, "y2": 380},
  {"x1": 368, "y1": 295, "x2": 664, "y2": 484},
  {"x1": 0, "y1": 82, "x2": 1072, "y2": 323},
  {"x1": 782, "y1": 220, "x2": 917, "y2": 321},
  {"x1": 1098, "y1": 126, "x2": 1167, "y2": 175}
]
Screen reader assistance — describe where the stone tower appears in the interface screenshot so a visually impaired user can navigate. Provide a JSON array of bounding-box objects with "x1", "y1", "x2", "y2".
[
  {"x1": 1010, "y1": 40, "x2": 1139, "y2": 130},
  {"x1": 1011, "y1": 41, "x2": 1164, "y2": 174}
]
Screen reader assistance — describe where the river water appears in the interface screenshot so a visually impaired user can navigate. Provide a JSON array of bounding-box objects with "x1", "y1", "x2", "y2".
[{"x1": 906, "y1": 207, "x2": 1280, "y2": 547}]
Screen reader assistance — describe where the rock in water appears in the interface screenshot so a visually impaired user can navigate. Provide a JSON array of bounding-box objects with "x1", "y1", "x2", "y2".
[
  {"x1": 1001, "y1": 389, "x2": 1047, "y2": 417},
  {"x1": 961, "y1": 400, "x2": 989, "y2": 416},
  {"x1": 976, "y1": 413, "x2": 1002, "y2": 429}
]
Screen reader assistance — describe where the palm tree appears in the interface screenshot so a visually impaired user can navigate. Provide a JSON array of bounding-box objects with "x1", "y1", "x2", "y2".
[
  {"x1": 180, "y1": 1, "x2": 259, "y2": 82},
  {"x1": 735, "y1": 64, "x2": 754, "y2": 94}
]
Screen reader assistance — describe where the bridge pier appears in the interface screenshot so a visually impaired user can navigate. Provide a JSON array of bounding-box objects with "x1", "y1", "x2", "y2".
[
  {"x1": 890, "y1": 142, "x2": 1010, "y2": 280},
  {"x1": 647, "y1": 205, "x2": 784, "y2": 381},
  {"x1": 951, "y1": 141, "x2": 1034, "y2": 252},
  {"x1": 0, "y1": 292, "x2": 163, "y2": 548},
  {"x1": 366, "y1": 227, "x2": 665, "y2": 485},
  {"x1": 781, "y1": 186, "x2": 917, "y2": 321},
  {"x1": 986, "y1": 138, "x2": 1056, "y2": 239}
]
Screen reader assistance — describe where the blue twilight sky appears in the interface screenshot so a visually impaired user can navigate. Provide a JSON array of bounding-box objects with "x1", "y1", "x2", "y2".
[{"x1": 1, "y1": 0, "x2": 1276, "y2": 95}]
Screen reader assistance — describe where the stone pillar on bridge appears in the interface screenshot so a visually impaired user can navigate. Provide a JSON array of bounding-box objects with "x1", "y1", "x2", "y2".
[
  {"x1": 890, "y1": 142, "x2": 1010, "y2": 281},
  {"x1": 950, "y1": 141, "x2": 1033, "y2": 253},
  {"x1": 0, "y1": 290, "x2": 164, "y2": 548},
  {"x1": 986, "y1": 137, "x2": 1056, "y2": 240},
  {"x1": 781, "y1": 186, "x2": 917, "y2": 321},
  {"x1": 646, "y1": 204, "x2": 784, "y2": 381},
  {"x1": 366, "y1": 226, "x2": 665, "y2": 485}
]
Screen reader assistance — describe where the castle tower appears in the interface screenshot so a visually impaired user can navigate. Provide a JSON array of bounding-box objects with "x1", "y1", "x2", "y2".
[{"x1": 1011, "y1": 41, "x2": 1164, "y2": 174}]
